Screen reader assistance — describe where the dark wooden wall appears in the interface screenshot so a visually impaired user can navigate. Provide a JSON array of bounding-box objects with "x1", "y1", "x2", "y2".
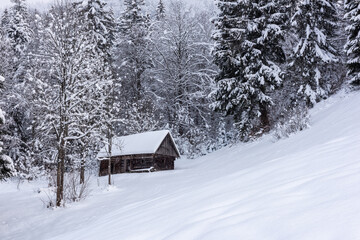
[
  {"x1": 154, "y1": 155, "x2": 175, "y2": 170},
  {"x1": 156, "y1": 134, "x2": 179, "y2": 158},
  {"x1": 99, "y1": 157, "x2": 127, "y2": 176}
]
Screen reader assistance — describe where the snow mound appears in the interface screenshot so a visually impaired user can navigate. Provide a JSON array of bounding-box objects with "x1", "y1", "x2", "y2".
[{"x1": 1, "y1": 91, "x2": 360, "y2": 240}]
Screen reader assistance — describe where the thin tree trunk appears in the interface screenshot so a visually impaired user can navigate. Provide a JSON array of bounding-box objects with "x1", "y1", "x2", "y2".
[
  {"x1": 56, "y1": 156, "x2": 62, "y2": 207},
  {"x1": 56, "y1": 137, "x2": 65, "y2": 207},
  {"x1": 259, "y1": 104, "x2": 270, "y2": 133},
  {"x1": 80, "y1": 158, "x2": 85, "y2": 184},
  {"x1": 108, "y1": 128, "x2": 112, "y2": 185},
  {"x1": 135, "y1": 69, "x2": 142, "y2": 101}
]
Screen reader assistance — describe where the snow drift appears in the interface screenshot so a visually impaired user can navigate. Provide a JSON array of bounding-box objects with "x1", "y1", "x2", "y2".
[{"x1": 1, "y1": 90, "x2": 360, "y2": 240}]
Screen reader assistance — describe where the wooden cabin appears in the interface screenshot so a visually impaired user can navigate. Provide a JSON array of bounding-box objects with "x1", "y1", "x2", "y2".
[{"x1": 98, "y1": 130, "x2": 180, "y2": 176}]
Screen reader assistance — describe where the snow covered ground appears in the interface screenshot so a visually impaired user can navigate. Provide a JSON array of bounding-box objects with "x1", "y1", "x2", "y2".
[{"x1": 1, "y1": 90, "x2": 360, "y2": 240}]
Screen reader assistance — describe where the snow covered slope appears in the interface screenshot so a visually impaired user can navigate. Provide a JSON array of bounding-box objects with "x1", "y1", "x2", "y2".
[{"x1": 1, "y1": 90, "x2": 360, "y2": 240}]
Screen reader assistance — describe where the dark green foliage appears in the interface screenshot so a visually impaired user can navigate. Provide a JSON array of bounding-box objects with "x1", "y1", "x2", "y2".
[
  {"x1": 290, "y1": 0, "x2": 339, "y2": 106},
  {"x1": 345, "y1": 0, "x2": 360, "y2": 86},
  {"x1": 212, "y1": 0, "x2": 286, "y2": 139}
]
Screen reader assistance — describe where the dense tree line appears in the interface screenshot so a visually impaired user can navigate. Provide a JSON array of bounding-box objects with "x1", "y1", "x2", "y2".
[
  {"x1": 0, "y1": 0, "x2": 358, "y2": 206},
  {"x1": 0, "y1": 0, "x2": 230, "y2": 206},
  {"x1": 212, "y1": 0, "x2": 352, "y2": 138}
]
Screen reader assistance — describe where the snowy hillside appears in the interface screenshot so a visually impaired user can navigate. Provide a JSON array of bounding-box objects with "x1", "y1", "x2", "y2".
[{"x1": 1, "y1": 90, "x2": 360, "y2": 240}]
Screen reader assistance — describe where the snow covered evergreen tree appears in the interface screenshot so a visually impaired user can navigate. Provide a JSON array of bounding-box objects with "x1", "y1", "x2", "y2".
[
  {"x1": 1, "y1": 0, "x2": 32, "y2": 83},
  {"x1": 114, "y1": 0, "x2": 158, "y2": 136},
  {"x1": 0, "y1": 26, "x2": 12, "y2": 78},
  {"x1": 345, "y1": 0, "x2": 360, "y2": 86},
  {"x1": 156, "y1": 0, "x2": 165, "y2": 20},
  {"x1": 117, "y1": 0, "x2": 152, "y2": 100},
  {"x1": 212, "y1": 0, "x2": 285, "y2": 139},
  {"x1": 1, "y1": 9, "x2": 10, "y2": 32},
  {"x1": 0, "y1": 75, "x2": 16, "y2": 180},
  {"x1": 73, "y1": 0, "x2": 117, "y2": 184},
  {"x1": 4, "y1": 0, "x2": 32, "y2": 63},
  {"x1": 75, "y1": 0, "x2": 115, "y2": 61},
  {"x1": 290, "y1": 0, "x2": 339, "y2": 106},
  {"x1": 0, "y1": 0, "x2": 36, "y2": 179}
]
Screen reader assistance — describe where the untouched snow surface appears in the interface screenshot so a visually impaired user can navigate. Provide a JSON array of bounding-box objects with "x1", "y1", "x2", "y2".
[{"x1": 1, "y1": 90, "x2": 360, "y2": 240}]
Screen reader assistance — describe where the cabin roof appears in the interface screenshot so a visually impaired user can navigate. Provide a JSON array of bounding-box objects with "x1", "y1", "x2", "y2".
[{"x1": 97, "y1": 130, "x2": 180, "y2": 158}]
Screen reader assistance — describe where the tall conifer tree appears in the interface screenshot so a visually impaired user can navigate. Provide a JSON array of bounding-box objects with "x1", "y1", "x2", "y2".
[
  {"x1": 117, "y1": 0, "x2": 152, "y2": 99},
  {"x1": 156, "y1": 0, "x2": 165, "y2": 20},
  {"x1": 74, "y1": 0, "x2": 117, "y2": 184},
  {"x1": 290, "y1": 0, "x2": 339, "y2": 106},
  {"x1": 345, "y1": 0, "x2": 360, "y2": 86},
  {"x1": 212, "y1": 0, "x2": 285, "y2": 139}
]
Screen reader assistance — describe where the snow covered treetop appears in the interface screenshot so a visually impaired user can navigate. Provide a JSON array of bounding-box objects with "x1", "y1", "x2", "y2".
[{"x1": 97, "y1": 130, "x2": 180, "y2": 158}]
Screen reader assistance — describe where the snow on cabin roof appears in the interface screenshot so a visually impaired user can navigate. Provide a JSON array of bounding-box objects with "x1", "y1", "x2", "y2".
[{"x1": 97, "y1": 130, "x2": 179, "y2": 158}]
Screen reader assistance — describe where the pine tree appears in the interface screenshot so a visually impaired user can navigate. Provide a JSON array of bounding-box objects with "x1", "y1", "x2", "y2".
[
  {"x1": 290, "y1": 0, "x2": 339, "y2": 106},
  {"x1": 117, "y1": 0, "x2": 152, "y2": 100},
  {"x1": 0, "y1": 0, "x2": 35, "y2": 179},
  {"x1": 0, "y1": 26, "x2": 12, "y2": 78},
  {"x1": 0, "y1": 75, "x2": 16, "y2": 180},
  {"x1": 75, "y1": 0, "x2": 115, "y2": 61},
  {"x1": 212, "y1": 0, "x2": 285, "y2": 139},
  {"x1": 6, "y1": 0, "x2": 32, "y2": 56},
  {"x1": 1, "y1": 9, "x2": 10, "y2": 32},
  {"x1": 114, "y1": 0, "x2": 157, "y2": 137},
  {"x1": 74, "y1": 0, "x2": 117, "y2": 184},
  {"x1": 345, "y1": 0, "x2": 360, "y2": 86},
  {"x1": 156, "y1": 0, "x2": 165, "y2": 20},
  {"x1": 3, "y1": 0, "x2": 32, "y2": 83}
]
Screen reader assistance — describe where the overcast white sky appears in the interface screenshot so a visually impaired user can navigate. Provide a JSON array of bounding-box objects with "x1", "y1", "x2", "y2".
[
  {"x1": 1, "y1": 0, "x2": 51, "y2": 8},
  {"x1": 0, "y1": 0, "x2": 213, "y2": 12},
  {"x1": 0, "y1": 0, "x2": 51, "y2": 12}
]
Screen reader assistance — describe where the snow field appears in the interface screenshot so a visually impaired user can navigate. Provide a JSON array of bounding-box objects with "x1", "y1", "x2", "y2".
[{"x1": 1, "y1": 90, "x2": 360, "y2": 240}]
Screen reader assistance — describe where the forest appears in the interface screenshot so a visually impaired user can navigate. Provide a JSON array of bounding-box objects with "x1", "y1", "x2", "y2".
[{"x1": 0, "y1": 0, "x2": 359, "y2": 207}]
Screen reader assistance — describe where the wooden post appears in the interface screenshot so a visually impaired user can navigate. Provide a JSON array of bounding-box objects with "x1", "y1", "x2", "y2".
[{"x1": 107, "y1": 127, "x2": 113, "y2": 185}]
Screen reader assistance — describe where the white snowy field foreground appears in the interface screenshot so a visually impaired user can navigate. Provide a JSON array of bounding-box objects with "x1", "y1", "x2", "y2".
[{"x1": 1, "y1": 91, "x2": 360, "y2": 240}]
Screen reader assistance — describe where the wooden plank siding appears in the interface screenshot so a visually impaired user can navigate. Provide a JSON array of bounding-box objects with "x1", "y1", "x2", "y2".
[{"x1": 155, "y1": 134, "x2": 180, "y2": 157}]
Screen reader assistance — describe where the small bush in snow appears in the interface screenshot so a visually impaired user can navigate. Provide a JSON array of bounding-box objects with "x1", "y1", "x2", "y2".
[
  {"x1": 40, "y1": 173, "x2": 57, "y2": 208},
  {"x1": 0, "y1": 153, "x2": 16, "y2": 180},
  {"x1": 40, "y1": 172, "x2": 91, "y2": 208},
  {"x1": 64, "y1": 172, "x2": 91, "y2": 203},
  {"x1": 40, "y1": 187, "x2": 57, "y2": 208},
  {"x1": 273, "y1": 108, "x2": 310, "y2": 140}
]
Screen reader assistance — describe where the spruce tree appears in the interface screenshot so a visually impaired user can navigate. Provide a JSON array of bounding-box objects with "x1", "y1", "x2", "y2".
[
  {"x1": 0, "y1": 75, "x2": 16, "y2": 180},
  {"x1": 156, "y1": 0, "x2": 165, "y2": 20},
  {"x1": 117, "y1": 0, "x2": 152, "y2": 100},
  {"x1": 0, "y1": 0, "x2": 34, "y2": 179},
  {"x1": 345, "y1": 0, "x2": 360, "y2": 86},
  {"x1": 74, "y1": 0, "x2": 117, "y2": 184},
  {"x1": 75, "y1": 0, "x2": 115, "y2": 61},
  {"x1": 6, "y1": 0, "x2": 32, "y2": 56},
  {"x1": 290, "y1": 0, "x2": 339, "y2": 106},
  {"x1": 115, "y1": 0, "x2": 157, "y2": 136},
  {"x1": 1, "y1": 9, "x2": 10, "y2": 32},
  {"x1": 212, "y1": 0, "x2": 285, "y2": 139}
]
